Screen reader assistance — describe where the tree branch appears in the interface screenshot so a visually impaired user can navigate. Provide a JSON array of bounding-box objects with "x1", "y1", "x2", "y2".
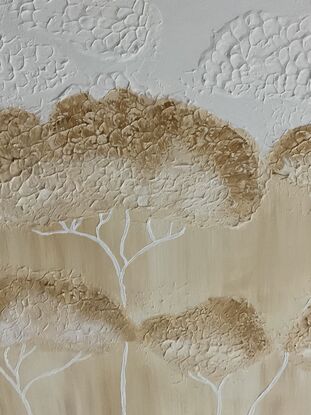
[{"x1": 247, "y1": 352, "x2": 289, "y2": 415}]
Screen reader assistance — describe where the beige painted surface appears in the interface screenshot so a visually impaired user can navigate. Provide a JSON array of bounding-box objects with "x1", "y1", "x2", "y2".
[{"x1": 0, "y1": 176, "x2": 310, "y2": 414}]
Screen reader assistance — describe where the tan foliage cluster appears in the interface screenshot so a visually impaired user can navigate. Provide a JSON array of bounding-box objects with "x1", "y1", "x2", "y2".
[{"x1": 0, "y1": 89, "x2": 265, "y2": 227}]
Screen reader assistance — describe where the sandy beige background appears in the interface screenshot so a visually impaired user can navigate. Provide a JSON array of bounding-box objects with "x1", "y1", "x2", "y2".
[{"x1": 0, "y1": 176, "x2": 310, "y2": 414}]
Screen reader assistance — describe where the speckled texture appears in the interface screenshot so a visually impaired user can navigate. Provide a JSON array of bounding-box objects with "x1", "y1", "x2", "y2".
[
  {"x1": 138, "y1": 298, "x2": 270, "y2": 382},
  {"x1": 0, "y1": 88, "x2": 266, "y2": 228},
  {"x1": 9, "y1": 0, "x2": 161, "y2": 61},
  {"x1": 0, "y1": 32, "x2": 77, "y2": 107},
  {"x1": 0, "y1": 265, "x2": 135, "y2": 351},
  {"x1": 188, "y1": 11, "x2": 311, "y2": 101},
  {"x1": 2, "y1": 2, "x2": 311, "y2": 412},
  {"x1": 269, "y1": 124, "x2": 311, "y2": 187},
  {"x1": 0, "y1": 265, "x2": 273, "y2": 377},
  {"x1": 284, "y1": 304, "x2": 311, "y2": 370}
]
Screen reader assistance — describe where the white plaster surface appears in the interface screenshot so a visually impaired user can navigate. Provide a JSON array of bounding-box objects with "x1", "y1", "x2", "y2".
[{"x1": 2, "y1": 0, "x2": 311, "y2": 152}]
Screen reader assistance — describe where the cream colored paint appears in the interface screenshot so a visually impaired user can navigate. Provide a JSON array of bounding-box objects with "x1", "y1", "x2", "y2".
[
  {"x1": 0, "y1": 178, "x2": 310, "y2": 414},
  {"x1": 1, "y1": 1, "x2": 311, "y2": 150},
  {"x1": 1, "y1": 1, "x2": 311, "y2": 414}
]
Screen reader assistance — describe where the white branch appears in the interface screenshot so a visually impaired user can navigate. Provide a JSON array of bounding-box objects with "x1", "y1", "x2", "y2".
[
  {"x1": 0, "y1": 346, "x2": 90, "y2": 415},
  {"x1": 70, "y1": 218, "x2": 83, "y2": 231},
  {"x1": 0, "y1": 345, "x2": 37, "y2": 415},
  {"x1": 16, "y1": 346, "x2": 36, "y2": 388},
  {"x1": 0, "y1": 365, "x2": 16, "y2": 393},
  {"x1": 247, "y1": 352, "x2": 289, "y2": 415},
  {"x1": 0, "y1": 363, "x2": 33, "y2": 415},
  {"x1": 120, "y1": 342, "x2": 129, "y2": 415},
  {"x1": 33, "y1": 229, "x2": 67, "y2": 237},
  {"x1": 146, "y1": 218, "x2": 156, "y2": 242},
  {"x1": 4, "y1": 347, "x2": 15, "y2": 378},
  {"x1": 20, "y1": 347, "x2": 37, "y2": 363},
  {"x1": 189, "y1": 371, "x2": 218, "y2": 395},
  {"x1": 126, "y1": 222, "x2": 186, "y2": 267},
  {"x1": 33, "y1": 211, "x2": 186, "y2": 415},
  {"x1": 33, "y1": 212, "x2": 186, "y2": 310},
  {"x1": 22, "y1": 352, "x2": 89, "y2": 397},
  {"x1": 120, "y1": 210, "x2": 130, "y2": 267},
  {"x1": 169, "y1": 222, "x2": 174, "y2": 235},
  {"x1": 99, "y1": 210, "x2": 114, "y2": 225},
  {"x1": 215, "y1": 377, "x2": 227, "y2": 415},
  {"x1": 189, "y1": 372, "x2": 229, "y2": 415},
  {"x1": 4, "y1": 345, "x2": 36, "y2": 389},
  {"x1": 95, "y1": 211, "x2": 113, "y2": 240},
  {"x1": 33, "y1": 213, "x2": 122, "y2": 278}
]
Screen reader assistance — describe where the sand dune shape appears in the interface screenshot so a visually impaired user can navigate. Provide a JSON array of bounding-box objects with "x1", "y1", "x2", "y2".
[
  {"x1": 138, "y1": 298, "x2": 270, "y2": 382},
  {"x1": 0, "y1": 88, "x2": 265, "y2": 228}
]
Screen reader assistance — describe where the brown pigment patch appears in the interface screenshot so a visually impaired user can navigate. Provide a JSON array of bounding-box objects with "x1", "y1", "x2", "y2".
[
  {"x1": 0, "y1": 266, "x2": 135, "y2": 352},
  {"x1": 283, "y1": 304, "x2": 311, "y2": 371},
  {"x1": 269, "y1": 125, "x2": 311, "y2": 187},
  {"x1": 285, "y1": 305, "x2": 311, "y2": 359},
  {"x1": 138, "y1": 297, "x2": 270, "y2": 382},
  {"x1": 0, "y1": 89, "x2": 265, "y2": 227}
]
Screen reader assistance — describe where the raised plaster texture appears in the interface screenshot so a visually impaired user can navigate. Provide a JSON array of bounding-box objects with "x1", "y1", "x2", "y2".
[
  {"x1": 2, "y1": 1, "x2": 311, "y2": 151},
  {"x1": 285, "y1": 303, "x2": 311, "y2": 369},
  {"x1": 0, "y1": 0, "x2": 161, "y2": 122},
  {"x1": 0, "y1": 89, "x2": 266, "y2": 228},
  {"x1": 0, "y1": 266, "x2": 135, "y2": 351},
  {"x1": 0, "y1": 33, "x2": 77, "y2": 108},
  {"x1": 0, "y1": 266, "x2": 273, "y2": 381},
  {"x1": 139, "y1": 298, "x2": 270, "y2": 382},
  {"x1": 179, "y1": 10, "x2": 311, "y2": 151},
  {"x1": 269, "y1": 124, "x2": 311, "y2": 187},
  {"x1": 9, "y1": 0, "x2": 161, "y2": 61},
  {"x1": 188, "y1": 11, "x2": 311, "y2": 101}
]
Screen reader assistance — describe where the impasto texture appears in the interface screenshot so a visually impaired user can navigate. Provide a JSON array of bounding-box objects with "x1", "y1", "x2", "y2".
[
  {"x1": 0, "y1": 89, "x2": 265, "y2": 228},
  {"x1": 2, "y1": 0, "x2": 311, "y2": 414},
  {"x1": 189, "y1": 11, "x2": 311, "y2": 101}
]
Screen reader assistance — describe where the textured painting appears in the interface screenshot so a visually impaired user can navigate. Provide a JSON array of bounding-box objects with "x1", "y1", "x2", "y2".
[{"x1": 1, "y1": 0, "x2": 311, "y2": 414}]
